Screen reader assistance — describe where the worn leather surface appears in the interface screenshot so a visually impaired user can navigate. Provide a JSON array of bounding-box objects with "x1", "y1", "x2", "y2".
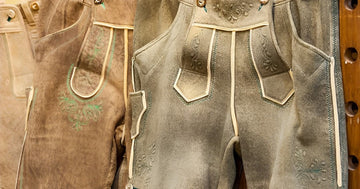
[
  {"x1": 0, "y1": 1, "x2": 35, "y2": 188},
  {"x1": 17, "y1": 0, "x2": 135, "y2": 188},
  {"x1": 130, "y1": 0, "x2": 348, "y2": 188}
]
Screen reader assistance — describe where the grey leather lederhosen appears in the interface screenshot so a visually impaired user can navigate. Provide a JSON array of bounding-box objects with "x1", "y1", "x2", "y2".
[
  {"x1": 16, "y1": 0, "x2": 136, "y2": 188},
  {"x1": 0, "y1": 0, "x2": 39, "y2": 188},
  {"x1": 129, "y1": 0, "x2": 348, "y2": 188}
]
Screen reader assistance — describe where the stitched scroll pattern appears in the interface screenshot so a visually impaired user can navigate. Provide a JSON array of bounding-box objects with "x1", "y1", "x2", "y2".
[
  {"x1": 59, "y1": 93, "x2": 102, "y2": 131},
  {"x1": 294, "y1": 147, "x2": 327, "y2": 188},
  {"x1": 212, "y1": 1, "x2": 254, "y2": 23}
]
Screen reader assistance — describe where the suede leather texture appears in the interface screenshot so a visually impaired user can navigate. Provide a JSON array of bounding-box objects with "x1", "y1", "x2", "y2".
[
  {"x1": 16, "y1": 0, "x2": 135, "y2": 188},
  {"x1": 130, "y1": 0, "x2": 348, "y2": 188},
  {"x1": 0, "y1": 1, "x2": 36, "y2": 188}
]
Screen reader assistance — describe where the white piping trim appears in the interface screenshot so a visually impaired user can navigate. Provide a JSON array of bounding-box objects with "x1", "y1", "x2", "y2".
[
  {"x1": 131, "y1": 57, "x2": 136, "y2": 92},
  {"x1": 129, "y1": 139, "x2": 135, "y2": 178},
  {"x1": 330, "y1": 57, "x2": 342, "y2": 187},
  {"x1": 130, "y1": 91, "x2": 147, "y2": 139},
  {"x1": 192, "y1": 22, "x2": 268, "y2": 32},
  {"x1": 129, "y1": 91, "x2": 147, "y2": 178},
  {"x1": 230, "y1": 31, "x2": 239, "y2": 136},
  {"x1": 173, "y1": 29, "x2": 216, "y2": 102},
  {"x1": 249, "y1": 30, "x2": 294, "y2": 105},
  {"x1": 124, "y1": 29, "x2": 129, "y2": 106},
  {"x1": 70, "y1": 28, "x2": 114, "y2": 99},
  {"x1": 24, "y1": 87, "x2": 34, "y2": 131},
  {"x1": 15, "y1": 131, "x2": 27, "y2": 188},
  {"x1": 93, "y1": 21, "x2": 134, "y2": 30}
]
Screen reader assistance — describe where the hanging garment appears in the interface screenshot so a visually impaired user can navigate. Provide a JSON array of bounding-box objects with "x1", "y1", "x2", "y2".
[
  {"x1": 128, "y1": 0, "x2": 348, "y2": 188},
  {"x1": 0, "y1": 0, "x2": 39, "y2": 188},
  {"x1": 16, "y1": 0, "x2": 136, "y2": 188}
]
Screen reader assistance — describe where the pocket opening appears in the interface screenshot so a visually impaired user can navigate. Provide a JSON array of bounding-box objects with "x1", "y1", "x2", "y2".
[{"x1": 69, "y1": 27, "x2": 114, "y2": 99}]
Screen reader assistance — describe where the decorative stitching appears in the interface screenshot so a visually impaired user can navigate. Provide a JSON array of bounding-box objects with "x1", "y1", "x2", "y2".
[
  {"x1": 294, "y1": 147, "x2": 327, "y2": 187},
  {"x1": 59, "y1": 93, "x2": 102, "y2": 131},
  {"x1": 213, "y1": 1, "x2": 254, "y2": 23},
  {"x1": 260, "y1": 33, "x2": 278, "y2": 72},
  {"x1": 190, "y1": 33, "x2": 203, "y2": 71}
]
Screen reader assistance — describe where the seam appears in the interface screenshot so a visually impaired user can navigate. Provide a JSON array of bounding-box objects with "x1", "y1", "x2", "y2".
[
  {"x1": 93, "y1": 21, "x2": 134, "y2": 30},
  {"x1": 286, "y1": 3, "x2": 331, "y2": 61},
  {"x1": 65, "y1": 30, "x2": 116, "y2": 102},
  {"x1": 174, "y1": 30, "x2": 218, "y2": 106},
  {"x1": 330, "y1": 57, "x2": 342, "y2": 187},
  {"x1": 249, "y1": 29, "x2": 294, "y2": 105},
  {"x1": 192, "y1": 22, "x2": 269, "y2": 32},
  {"x1": 130, "y1": 91, "x2": 147, "y2": 139},
  {"x1": 70, "y1": 27, "x2": 113, "y2": 99},
  {"x1": 39, "y1": 5, "x2": 90, "y2": 42},
  {"x1": 325, "y1": 61, "x2": 336, "y2": 186},
  {"x1": 128, "y1": 91, "x2": 147, "y2": 179},
  {"x1": 173, "y1": 28, "x2": 216, "y2": 103},
  {"x1": 133, "y1": 3, "x2": 187, "y2": 57}
]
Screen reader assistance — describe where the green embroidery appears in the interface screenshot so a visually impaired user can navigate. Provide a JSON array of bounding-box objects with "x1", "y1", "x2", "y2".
[
  {"x1": 60, "y1": 27, "x2": 116, "y2": 131},
  {"x1": 86, "y1": 28, "x2": 105, "y2": 66},
  {"x1": 59, "y1": 93, "x2": 102, "y2": 131}
]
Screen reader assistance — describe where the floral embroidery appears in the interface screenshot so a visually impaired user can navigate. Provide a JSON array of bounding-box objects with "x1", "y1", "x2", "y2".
[
  {"x1": 294, "y1": 147, "x2": 327, "y2": 187},
  {"x1": 213, "y1": 1, "x2": 254, "y2": 23},
  {"x1": 134, "y1": 143, "x2": 156, "y2": 187},
  {"x1": 59, "y1": 93, "x2": 102, "y2": 131},
  {"x1": 190, "y1": 34, "x2": 203, "y2": 71},
  {"x1": 261, "y1": 34, "x2": 278, "y2": 72}
]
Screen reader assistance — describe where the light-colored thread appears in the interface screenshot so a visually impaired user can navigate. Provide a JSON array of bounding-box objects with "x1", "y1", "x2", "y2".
[
  {"x1": 93, "y1": 21, "x2": 134, "y2": 30},
  {"x1": 124, "y1": 29, "x2": 129, "y2": 106},
  {"x1": 70, "y1": 27, "x2": 114, "y2": 99},
  {"x1": 230, "y1": 31, "x2": 239, "y2": 136},
  {"x1": 192, "y1": 22, "x2": 268, "y2": 32},
  {"x1": 330, "y1": 57, "x2": 342, "y2": 187}
]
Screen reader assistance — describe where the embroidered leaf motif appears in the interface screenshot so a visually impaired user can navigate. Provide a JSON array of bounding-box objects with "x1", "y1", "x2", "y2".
[
  {"x1": 213, "y1": 1, "x2": 254, "y2": 23},
  {"x1": 190, "y1": 33, "x2": 203, "y2": 71},
  {"x1": 59, "y1": 93, "x2": 102, "y2": 131},
  {"x1": 294, "y1": 147, "x2": 327, "y2": 187},
  {"x1": 261, "y1": 34, "x2": 278, "y2": 72}
]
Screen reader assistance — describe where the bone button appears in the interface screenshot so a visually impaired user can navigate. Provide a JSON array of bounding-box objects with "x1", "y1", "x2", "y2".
[
  {"x1": 30, "y1": 2, "x2": 39, "y2": 11},
  {"x1": 260, "y1": 0, "x2": 269, "y2": 5},
  {"x1": 7, "y1": 9, "x2": 15, "y2": 19},
  {"x1": 197, "y1": 0, "x2": 206, "y2": 7}
]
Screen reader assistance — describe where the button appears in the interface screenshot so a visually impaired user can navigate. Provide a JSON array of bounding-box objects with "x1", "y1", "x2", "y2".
[
  {"x1": 196, "y1": 0, "x2": 206, "y2": 7},
  {"x1": 30, "y1": 2, "x2": 39, "y2": 11},
  {"x1": 125, "y1": 184, "x2": 133, "y2": 189},
  {"x1": 260, "y1": 0, "x2": 269, "y2": 5},
  {"x1": 7, "y1": 10, "x2": 16, "y2": 19},
  {"x1": 94, "y1": 0, "x2": 103, "y2": 4}
]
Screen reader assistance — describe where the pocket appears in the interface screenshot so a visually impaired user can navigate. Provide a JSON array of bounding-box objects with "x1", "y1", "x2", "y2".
[
  {"x1": 129, "y1": 91, "x2": 147, "y2": 139},
  {"x1": 173, "y1": 26, "x2": 215, "y2": 102},
  {"x1": 132, "y1": 2, "x2": 193, "y2": 91},
  {"x1": 0, "y1": 4, "x2": 35, "y2": 98},
  {"x1": 249, "y1": 25, "x2": 294, "y2": 105},
  {"x1": 69, "y1": 23, "x2": 115, "y2": 99}
]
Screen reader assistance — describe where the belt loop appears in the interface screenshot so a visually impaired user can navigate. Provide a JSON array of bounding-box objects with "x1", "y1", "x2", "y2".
[{"x1": 19, "y1": 0, "x2": 38, "y2": 26}]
